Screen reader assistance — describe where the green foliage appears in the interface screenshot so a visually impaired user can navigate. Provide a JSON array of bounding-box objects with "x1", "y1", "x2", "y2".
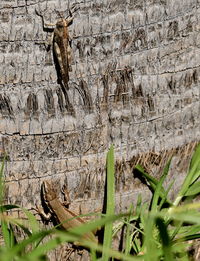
[
  {"x1": 102, "y1": 145, "x2": 115, "y2": 261},
  {"x1": 0, "y1": 144, "x2": 200, "y2": 260},
  {"x1": 133, "y1": 143, "x2": 200, "y2": 260}
]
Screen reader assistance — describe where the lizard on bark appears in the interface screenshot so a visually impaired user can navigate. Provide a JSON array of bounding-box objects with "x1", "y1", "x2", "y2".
[
  {"x1": 35, "y1": 7, "x2": 76, "y2": 90},
  {"x1": 36, "y1": 180, "x2": 97, "y2": 244}
]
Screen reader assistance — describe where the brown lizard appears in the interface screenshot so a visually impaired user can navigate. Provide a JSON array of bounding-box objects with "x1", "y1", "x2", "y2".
[
  {"x1": 35, "y1": 8, "x2": 76, "y2": 90},
  {"x1": 53, "y1": 11, "x2": 73, "y2": 89},
  {"x1": 36, "y1": 180, "x2": 97, "y2": 244}
]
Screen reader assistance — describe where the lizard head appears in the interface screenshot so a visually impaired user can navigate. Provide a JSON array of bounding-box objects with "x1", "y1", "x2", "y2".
[
  {"x1": 56, "y1": 17, "x2": 73, "y2": 31},
  {"x1": 42, "y1": 181, "x2": 58, "y2": 202}
]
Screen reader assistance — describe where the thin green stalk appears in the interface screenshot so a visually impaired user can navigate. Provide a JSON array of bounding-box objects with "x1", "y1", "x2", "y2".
[{"x1": 102, "y1": 145, "x2": 115, "y2": 261}]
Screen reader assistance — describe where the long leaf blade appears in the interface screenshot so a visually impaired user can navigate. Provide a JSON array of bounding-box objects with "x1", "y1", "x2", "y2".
[{"x1": 102, "y1": 145, "x2": 115, "y2": 261}]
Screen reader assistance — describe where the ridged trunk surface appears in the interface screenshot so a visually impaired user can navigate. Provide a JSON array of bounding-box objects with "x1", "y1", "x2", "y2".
[{"x1": 0, "y1": 0, "x2": 200, "y2": 259}]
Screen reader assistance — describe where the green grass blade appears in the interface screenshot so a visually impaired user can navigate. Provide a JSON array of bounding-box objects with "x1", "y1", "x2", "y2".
[
  {"x1": 0, "y1": 159, "x2": 5, "y2": 207},
  {"x1": 158, "y1": 179, "x2": 174, "y2": 210},
  {"x1": 105, "y1": 145, "x2": 115, "y2": 215},
  {"x1": 144, "y1": 216, "x2": 159, "y2": 261},
  {"x1": 124, "y1": 204, "x2": 134, "y2": 255},
  {"x1": 0, "y1": 205, "x2": 20, "y2": 212},
  {"x1": 175, "y1": 233, "x2": 200, "y2": 243},
  {"x1": 132, "y1": 237, "x2": 141, "y2": 255},
  {"x1": 1, "y1": 222, "x2": 17, "y2": 251},
  {"x1": 151, "y1": 159, "x2": 171, "y2": 212},
  {"x1": 135, "y1": 165, "x2": 171, "y2": 206},
  {"x1": 21, "y1": 230, "x2": 140, "y2": 261},
  {"x1": 7, "y1": 224, "x2": 16, "y2": 249},
  {"x1": 90, "y1": 248, "x2": 97, "y2": 261},
  {"x1": 1, "y1": 220, "x2": 11, "y2": 249},
  {"x1": 136, "y1": 194, "x2": 142, "y2": 216},
  {"x1": 189, "y1": 143, "x2": 200, "y2": 175},
  {"x1": 1, "y1": 205, "x2": 39, "y2": 238},
  {"x1": 174, "y1": 144, "x2": 200, "y2": 205},
  {"x1": 156, "y1": 217, "x2": 174, "y2": 261},
  {"x1": 178, "y1": 225, "x2": 200, "y2": 238},
  {"x1": 135, "y1": 165, "x2": 158, "y2": 186},
  {"x1": 21, "y1": 207, "x2": 40, "y2": 234},
  {"x1": 170, "y1": 221, "x2": 183, "y2": 241},
  {"x1": 0, "y1": 221, "x2": 139, "y2": 261},
  {"x1": 0, "y1": 228, "x2": 53, "y2": 261},
  {"x1": 102, "y1": 145, "x2": 115, "y2": 261},
  {"x1": 184, "y1": 181, "x2": 200, "y2": 196},
  {"x1": 0, "y1": 161, "x2": 18, "y2": 250},
  {"x1": 69, "y1": 212, "x2": 129, "y2": 243},
  {"x1": 163, "y1": 202, "x2": 200, "y2": 224},
  {"x1": 169, "y1": 212, "x2": 200, "y2": 224}
]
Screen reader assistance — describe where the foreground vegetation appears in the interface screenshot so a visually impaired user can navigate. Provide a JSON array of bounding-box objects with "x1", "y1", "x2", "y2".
[{"x1": 0, "y1": 144, "x2": 200, "y2": 260}]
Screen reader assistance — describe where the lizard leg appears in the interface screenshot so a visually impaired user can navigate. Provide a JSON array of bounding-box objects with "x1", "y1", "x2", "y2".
[
  {"x1": 66, "y1": 16, "x2": 73, "y2": 25},
  {"x1": 61, "y1": 184, "x2": 71, "y2": 208},
  {"x1": 35, "y1": 9, "x2": 56, "y2": 30},
  {"x1": 35, "y1": 38, "x2": 52, "y2": 51},
  {"x1": 67, "y1": 45, "x2": 72, "y2": 71},
  {"x1": 34, "y1": 205, "x2": 52, "y2": 220},
  {"x1": 35, "y1": 13, "x2": 55, "y2": 50}
]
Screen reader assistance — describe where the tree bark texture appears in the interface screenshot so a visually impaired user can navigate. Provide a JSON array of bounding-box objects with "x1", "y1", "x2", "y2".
[{"x1": 0, "y1": 0, "x2": 200, "y2": 241}]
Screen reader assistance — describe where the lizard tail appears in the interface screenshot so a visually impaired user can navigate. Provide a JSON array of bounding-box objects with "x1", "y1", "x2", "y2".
[{"x1": 61, "y1": 73, "x2": 69, "y2": 90}]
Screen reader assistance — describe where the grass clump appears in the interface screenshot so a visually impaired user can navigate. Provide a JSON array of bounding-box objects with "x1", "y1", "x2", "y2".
[{"x1": 0, "y1": 144, "x2": 200, "y2": 260}]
